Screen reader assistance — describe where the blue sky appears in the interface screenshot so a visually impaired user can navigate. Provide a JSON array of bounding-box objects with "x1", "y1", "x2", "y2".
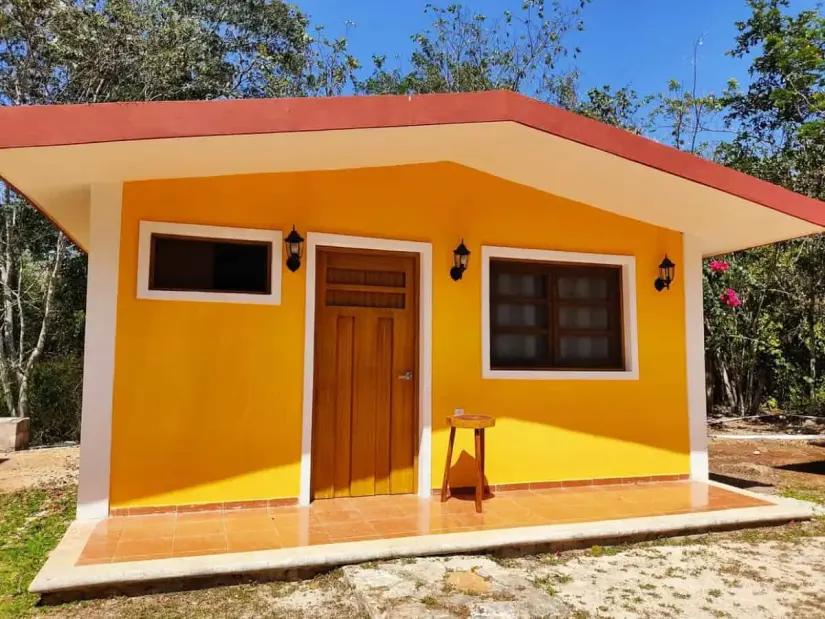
[{"x1": 295, "y1": 0, "x2": 819, "y2": 98}]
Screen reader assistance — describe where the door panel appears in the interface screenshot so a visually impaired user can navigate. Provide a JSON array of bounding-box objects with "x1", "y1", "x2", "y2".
[
  {"x1": 332, "y1": 315, "x2": 354, "y2": 498},
  {"x1": 312, "y1": 249, "x2": 417, "y2": 499},
  {"x1": 373, "y1": 317, "x2": 394, "y2": 496}
]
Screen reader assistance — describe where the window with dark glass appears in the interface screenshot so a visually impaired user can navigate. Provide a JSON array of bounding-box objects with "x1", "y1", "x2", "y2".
[
  {"x1": 149, "y1": 234, "x2": 272, "y2": 295},
  {"x1": 489, "y1": 259, "x2": 624, "y2": 370}
]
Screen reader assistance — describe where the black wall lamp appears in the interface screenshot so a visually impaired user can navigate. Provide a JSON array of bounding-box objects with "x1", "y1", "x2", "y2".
[
  {"x1": 284, "y1": 225, "x2": 304, "y2": 272},
  {"x1": 654, "y1": 254, "x2": 676, "y2": 291},
  {"x1": 450, "y1": 239, "x2": 471, "y2": 281}
]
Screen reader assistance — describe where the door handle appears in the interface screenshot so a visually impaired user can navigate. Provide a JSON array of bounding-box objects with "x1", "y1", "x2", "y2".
[{"x1": 398, "y1": 371, "x2": 414, "y2": 381}]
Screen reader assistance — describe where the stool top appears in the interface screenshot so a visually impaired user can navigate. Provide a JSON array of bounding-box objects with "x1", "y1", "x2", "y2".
[{"x1": 447, "y1": 414, "x2": 495, "y2": 429}]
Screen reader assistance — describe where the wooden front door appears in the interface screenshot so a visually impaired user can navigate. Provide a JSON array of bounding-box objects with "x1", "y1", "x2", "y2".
[{"x1": 311, "y1": 248, "x2": 418, "y2": 499}]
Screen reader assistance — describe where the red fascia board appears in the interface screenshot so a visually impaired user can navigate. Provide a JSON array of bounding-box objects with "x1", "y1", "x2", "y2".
[{"x1": 1, "y1": 90, "x2": 824, "y2": 227}]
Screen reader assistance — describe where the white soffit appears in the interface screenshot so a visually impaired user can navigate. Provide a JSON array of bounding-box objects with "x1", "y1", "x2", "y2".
[{"x1": 0, "y1": 121, "x2": 820, "y2": 254}]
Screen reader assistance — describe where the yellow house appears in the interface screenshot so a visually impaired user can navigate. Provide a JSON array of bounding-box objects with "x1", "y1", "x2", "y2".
[{"x1": 2, "y1": 91, "x2": 824, "y2": 520}]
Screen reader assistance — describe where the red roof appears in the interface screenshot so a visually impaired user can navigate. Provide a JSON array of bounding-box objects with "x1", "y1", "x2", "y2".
[{"x1": 1, "y1": 90, "x2": 823, "y2": 226}]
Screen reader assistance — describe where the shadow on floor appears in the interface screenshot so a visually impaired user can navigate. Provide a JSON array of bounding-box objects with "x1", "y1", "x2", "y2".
[
  {"x1": 776, "y1": 460, "x2": 825, "y2": 476},
  {"x1": 710, "y1": 472, "x2": 774, "y2": 489}
]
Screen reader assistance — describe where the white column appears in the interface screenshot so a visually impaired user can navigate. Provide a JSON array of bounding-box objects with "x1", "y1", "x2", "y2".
[
  {"x1": 683, "y1": 233, "x2": 708, "y2": 480},
  {"x1": 76, "y1": 183, "x2": 123, "y2": 520}
]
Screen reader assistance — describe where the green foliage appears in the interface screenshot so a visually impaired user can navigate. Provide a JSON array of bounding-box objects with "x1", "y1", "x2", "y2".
[
  {"x1": 28, "y1": 357, "x2": 83, "y2": 445},
  {"x1": 778, "y1": 487, "x2": 825, "y2": 505},
  {"x1": 576, "y1": 2, "x2": 825, "y2": 417},
  {"x1": 575, "y1": 85, "x2": 655, "y2": 134},
  {"x1": 0, "y1": 485, "x2": 76, "y2": 618},
  {"x1": 358, "y1": 1, "x2": 589, "y2": 100},
  {"x1": 0, "y1": 0, "x2": 362, "y2": 106},
  {"x1": 0, "y1": 0, "x2": 360, "y2": 439},
  {"x1": 705, "y1": 1, "x2": 825, "y2": 415}
]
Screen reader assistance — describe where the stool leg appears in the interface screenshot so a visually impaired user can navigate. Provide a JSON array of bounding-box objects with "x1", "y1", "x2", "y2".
[
  {"x1": 480, "y1": 429, "x2": 486, "y2": 492},
  {"x1": 474, "y1": 428, "x2": 483, "y2": 513},
  {"x1": 441, "y1": 427, "x2": 456, "y2": 502}
]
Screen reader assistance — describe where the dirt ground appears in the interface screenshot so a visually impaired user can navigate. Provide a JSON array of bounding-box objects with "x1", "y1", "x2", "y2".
[
  {"x1": 27, "y1": 538, "x2": 825, "y2": 619},
  {"x1": 709, "y1": 437, "x2": 825, "y2": 495},
  {"x1": 709, "y1": 414, "x2": 825, "y2": 436},
  {"x1": 0, "y1": 446, "x2": 77, "y2": 494}
]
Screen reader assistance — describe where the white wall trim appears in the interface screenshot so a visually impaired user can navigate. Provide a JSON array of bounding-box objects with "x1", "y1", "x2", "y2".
[
  {"x1": 76, "y1": 184, "x2": 123, "y2": 520},
  {"x1": 481, "y1": 245, "x2": 639, "y2": 380},
  {"x1": 136, "y1": 221, "x2": 282, "y2": 305},
  {"x1": 299, "y1": 233, "x2": 433, "y2": 505},
  {"x1": 684, "y1": 234, "x2": 709, "y2": 480}
]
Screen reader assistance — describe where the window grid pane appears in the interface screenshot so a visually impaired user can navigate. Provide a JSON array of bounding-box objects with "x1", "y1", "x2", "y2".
[
  {"x1": 490, "y1": 260, "x2": 623, "y2": 371},
  {"x1": 150, "y1": 234, "x2": 271, "y2": 295}
]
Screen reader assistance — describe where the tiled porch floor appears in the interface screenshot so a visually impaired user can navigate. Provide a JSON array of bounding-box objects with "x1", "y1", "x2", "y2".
[{"x1": 76, "y1": 481, "x2": 768, "y2": 566}]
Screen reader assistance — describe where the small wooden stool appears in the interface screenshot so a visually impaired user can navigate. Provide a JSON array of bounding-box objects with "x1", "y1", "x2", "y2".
[{"x1": 440, "y1": 414, "x2": 496, "y2": 513}]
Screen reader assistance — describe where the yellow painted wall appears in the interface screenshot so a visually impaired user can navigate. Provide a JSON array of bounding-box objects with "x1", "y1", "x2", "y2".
[{"x1": 110, "y1": 162, "x2": 688, "y2": 509}]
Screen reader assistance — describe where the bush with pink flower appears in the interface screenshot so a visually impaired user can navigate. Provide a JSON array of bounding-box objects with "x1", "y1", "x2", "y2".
[
  {"x1": 719, "y1": 288, "x2": 741, "y2": 307},
  {"x1": 709, "y1": 260, "x2": 730, "y2": 274},
  {"x1": 705, "y1": 258, "x2": 741, "y2": 309}
]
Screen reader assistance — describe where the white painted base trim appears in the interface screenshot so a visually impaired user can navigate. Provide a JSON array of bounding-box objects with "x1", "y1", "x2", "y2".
[
  {"x1": 299, "y1": 233, "x2": 433, "y2": 505},
  {"x1": 481, "y1": 245, "x2": 639, "y2": 380},
  {"x1": 76, "y1": 184, "x2": 123, "y2": 520},
  {"x1": 684, "y1": 234, "x2": 709, "y2": 480}
]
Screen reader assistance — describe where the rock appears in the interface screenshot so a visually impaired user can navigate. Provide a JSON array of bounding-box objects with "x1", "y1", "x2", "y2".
[
  {"x1": 0, "y1": 417, "x2": 29, "y2": 452},
  {"x1": 801, "y1": 419, "x2": 821, "y2": 432},
  {"x1": 468, "y1": 600, "x2": 563, "y2": 618},
  {"x1": 344, "y1": 556, "x2": 571, "y2": 619},
  {"x1": 445, "y1": 571, "x2": 492, "y2": 595},
  {"x1": 383, "y1": 601, "x2": 453, "y2": 619}
]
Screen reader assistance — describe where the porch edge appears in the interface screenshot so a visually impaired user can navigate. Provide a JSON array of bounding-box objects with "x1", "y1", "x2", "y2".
[{"x1": 30, "y1": 490, "x2": 813, "y2": 598}]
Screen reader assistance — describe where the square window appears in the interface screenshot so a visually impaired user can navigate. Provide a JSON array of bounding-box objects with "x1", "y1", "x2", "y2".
[{"x1": 489, "y1": 259, "x2": 624, "y2": 371}]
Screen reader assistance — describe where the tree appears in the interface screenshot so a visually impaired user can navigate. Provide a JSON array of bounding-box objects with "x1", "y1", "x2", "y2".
[
  {"x1": 713, "y1": 0, "x2": 825, "y2": 414},
  {"x1": 0, "y1": 0, "x2": 358, "y2": 431},
  {"x1": 574, "y1": 85, "x2": 655, "y2": 134},
  {"x1": 0, "y1": 189, "x2": 65, "y2": 418},
  {"x1": 359, "y1": 0, "x2": 589, "y2": 101}
]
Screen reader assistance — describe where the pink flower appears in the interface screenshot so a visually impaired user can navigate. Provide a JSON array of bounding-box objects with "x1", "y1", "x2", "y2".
[
  {"x1": 720, "y1": 288, "x2": 742, "y2": 308},
  {"x1": 710, "y1": 260, "x2": 730, "y2": 274}
]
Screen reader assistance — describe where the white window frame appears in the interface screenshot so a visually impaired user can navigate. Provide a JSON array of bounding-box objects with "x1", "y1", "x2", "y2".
[
  {"x1": 481, "y1": 245, "x2": 639, "y2": 380},
  {"x1": 137, "y1": 221, "x2": 282, "y2": 305}
]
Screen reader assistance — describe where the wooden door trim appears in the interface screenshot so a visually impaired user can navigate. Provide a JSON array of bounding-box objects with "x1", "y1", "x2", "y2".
[{"x1": 299, "y1": 233, "x2": 433, "y2": 506}]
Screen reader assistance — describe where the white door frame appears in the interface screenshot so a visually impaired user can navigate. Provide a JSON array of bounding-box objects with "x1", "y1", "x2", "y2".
[{"x1": 299, "y1": 233, "x2": 433, "y2": 505}]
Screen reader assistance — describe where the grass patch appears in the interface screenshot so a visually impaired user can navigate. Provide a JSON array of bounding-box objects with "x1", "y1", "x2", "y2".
[
  {"x1": 779, "y1": 486, "x2": 825, "y2": 505},
  {"x1": 0, "y1": 484, "x2": 76, "y2": 619},
  {"x1": 588, "y1": 545, "x2": 622, "y2": 558},
  {"x1": 531, "y1": 575, "x2": 558, "y2": 597},
  {"x1": 420, "y1": 595, "x2": 440, "y2": 607}
]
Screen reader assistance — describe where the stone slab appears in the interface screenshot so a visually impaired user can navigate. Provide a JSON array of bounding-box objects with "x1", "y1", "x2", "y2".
[{"x1": 0, "y1": 417, "x2": 29, "y2": 451}]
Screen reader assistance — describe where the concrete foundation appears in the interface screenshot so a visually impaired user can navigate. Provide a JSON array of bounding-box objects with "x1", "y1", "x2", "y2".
[{"x1": 29, "y1": 483, "x2": 815, "y2": 601}]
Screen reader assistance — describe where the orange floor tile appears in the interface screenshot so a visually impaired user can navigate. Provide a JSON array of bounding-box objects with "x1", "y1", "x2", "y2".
[{"x1": 76, "y1": 481, "x2": 768, "y2": 566}]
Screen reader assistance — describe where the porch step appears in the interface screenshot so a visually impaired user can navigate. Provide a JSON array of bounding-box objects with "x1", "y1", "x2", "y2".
[{"x1": 30, "y1": 484, "x2": 814, "y2": 602}]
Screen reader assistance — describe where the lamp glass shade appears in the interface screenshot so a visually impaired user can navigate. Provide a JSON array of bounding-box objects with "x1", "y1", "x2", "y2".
[
  {"x1": 284, "y1": 226, "x2": 304, "y2": 260},
  {"x1": 453, "y1": 240, "x2": 471, "y2": 270},
  {"x1": 658, "y1": 255, "x2": 675, "y2": 284}
]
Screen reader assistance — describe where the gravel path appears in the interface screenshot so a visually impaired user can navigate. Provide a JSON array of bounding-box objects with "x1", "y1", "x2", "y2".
[{"x1": 35, "y1": 527, "x2": 825, "y2": 619}]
